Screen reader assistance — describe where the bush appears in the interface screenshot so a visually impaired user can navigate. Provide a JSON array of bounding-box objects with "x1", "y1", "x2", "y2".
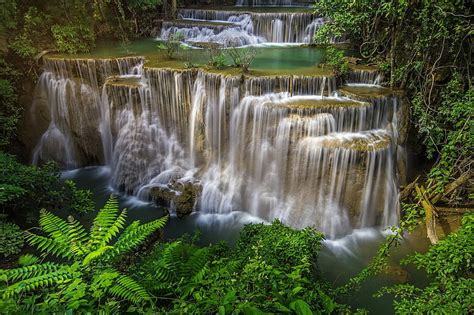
[
  {"x1": 157, "y1": 33, "x2": 185, "y2": 59},
  {"x1": 377, "y1": 213, "x2": 474, "y2": 314},
  {"x1": 0, "y1": 152, "x2": 94, "y2": 219},
  {"x1": 0, "y1": 79, "x2": 20, "y2": 148},
  {"x1": 51, "y1": 24, "x2": 96, "y2": 54},
  {"x1": 227, "y1": 46, "x2": 257, "y2": 73},
  {"x1": 133, "y1": 220, "x2": 349, "y2": 313},
  {"x1": 324, "y1": 46, "x2": 349, "y2": 77},
  {"x1": 0, "y1": 221, "x2": 24, "y2": 258},
  {"x1": 207, "y1": 45, "x2": 226, "y2": 69}
]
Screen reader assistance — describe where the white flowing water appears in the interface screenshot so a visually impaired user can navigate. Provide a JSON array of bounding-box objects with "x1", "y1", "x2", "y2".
[
  {"x1": 31, "y1": 56, "x2": 401, "y2": 239},
  {"x1": 162, "y1": 9, "x2": 324, "y2": 46}
]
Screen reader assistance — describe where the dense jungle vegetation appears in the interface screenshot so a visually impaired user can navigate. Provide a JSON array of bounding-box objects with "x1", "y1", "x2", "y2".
[{"x1": 0, "y1": 0, "x2": 472, "y2": 313}]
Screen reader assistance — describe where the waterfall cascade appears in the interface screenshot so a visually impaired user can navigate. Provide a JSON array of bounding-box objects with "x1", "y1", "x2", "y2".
[
  {"x1": 161, "y1": 9, "x2": 324, "y2": 46},
  {"x1": 31, "y1": 53, "x2": 403, "y2": 239}
]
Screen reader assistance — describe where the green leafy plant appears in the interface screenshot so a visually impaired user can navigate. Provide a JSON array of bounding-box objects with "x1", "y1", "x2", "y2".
[
  {"x1": 323, "y1": 46, "x2": 349, "y2": 77},
  {"x1": 208, "y1": 45, "x2": 227, "y2": 69},
  {"x1": 51, "y1": 24, "x2": 96, "y2": 54},
  {"x1": 0, "y1": 222, "x2": 24, "y2": 258},
  {"x1": 133, "y1": 220, "x2": 349, "y2": 313},
  {"x1": 377, "y1": 213, "x2": 474, "y2": 314},
  {"x1": 157, "y1": 32, "x2": 185, "y2": 59},
  {"x1": 227, "y1": 45, "x2": 257, "y2": 73},
  {"x1": 0, "y1": 196, "x2": 168, "y2": 312}
]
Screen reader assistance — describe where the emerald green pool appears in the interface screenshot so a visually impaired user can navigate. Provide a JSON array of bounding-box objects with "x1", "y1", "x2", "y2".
[{"x1": 58, "y1": 38, "x2": 327, "y2": 71}]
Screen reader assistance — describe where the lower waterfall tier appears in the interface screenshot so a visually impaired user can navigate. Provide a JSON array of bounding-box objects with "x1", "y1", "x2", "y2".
[{"x1": 29, "y1": 56, "x2": 403, "y2": 239}]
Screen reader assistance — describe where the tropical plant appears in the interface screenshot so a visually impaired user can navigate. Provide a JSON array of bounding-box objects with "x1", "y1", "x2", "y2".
[
  {"x1": 157, "y1": 32, "x2": 185, "y2": 59},
  {"x1": 51, "y1": 24, "x2": 96, "y2": 54},
  {"x1": 0, "y1": 222, "x2": 24, "y2": 259},
  {"x1": 376, "y1": 213, "x2": 474, "y2": 314},
  {"x1": 0, "y1": 196, "x2": 168, "y2": 313},
  {"x1": 323, "y1": 46, "x2": 349, "y2": 77},
  {"x1": 133, "y1": 220, "x2": 349, "y2": 313},
  {"x1": 227, "y1": 45, "x2": 257, "y2": 73}
]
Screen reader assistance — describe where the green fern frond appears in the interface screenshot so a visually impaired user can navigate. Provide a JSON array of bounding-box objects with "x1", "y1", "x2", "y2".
[
  {"x1": 18, "y1": 254, "x2": 39, "y2": 266},
  {"x1": 82, "y1": 246, "x2": 113, "y2": 266},
  {"x1": 99, "y1": 208, "x2": 127, "y2": 247},
  {"x1": 25, "y1": 232, "x2": 72, "y2": 259},
  {"x1": 66, "y1": 216, "x2": 89, "y2": 256},
  {"x1": 38, "y1": 209, "x2": 70, "y2": 244},
  {"x1": 108, "y1": 274, "x2": 151, "y2": 305},
  {"x1": 1, "y1": 262, "x2": 65, "y2": 282},
  {"x1": 2, "y1": 267, "x2": 73, "y2": 299},
  {"x1": 107, "y1": 216, "x2": 168, "y2": 260},
  {"x1": 89, "y1": 196, "x2": 120, "y2": 247}
]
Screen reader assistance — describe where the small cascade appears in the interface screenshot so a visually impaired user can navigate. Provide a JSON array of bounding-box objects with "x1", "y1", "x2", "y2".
[
  {"x1": 31, "y1": 55, "x2": 401, "y2": 239},
  {"x1": 164, "y1": 9, "x2": 323, "y2": 46},
  {"x1": 347, "y1": 69, "x2": 384, "y2": 85}
]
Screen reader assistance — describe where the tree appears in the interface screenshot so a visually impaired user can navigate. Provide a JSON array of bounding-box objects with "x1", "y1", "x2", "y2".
[{"x1": 0, "y1": 196, "x2": 168, "y2": 313}]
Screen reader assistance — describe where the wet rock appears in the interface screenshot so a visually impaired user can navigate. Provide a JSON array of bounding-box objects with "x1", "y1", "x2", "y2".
[{"x1": 150, "y1": 181, "x2": 201, "y2": 218}]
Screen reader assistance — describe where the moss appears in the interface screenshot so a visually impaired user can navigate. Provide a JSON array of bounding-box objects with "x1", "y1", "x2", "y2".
[
  {"x1": 339, "y1": 85, "x2": 403, "y2": 99},
  {"x1": 105, "y1": 76, "x2": 142, "y2": 87},
  {"x1": 275, "y1": 98, "x2": 369, "y2": 110},
  {"x1": 165, "y1": 19, "x2": 235, "y2": 28},
  {"x1": 182, "y1": 6, "x2": 313, "y2": 13}
]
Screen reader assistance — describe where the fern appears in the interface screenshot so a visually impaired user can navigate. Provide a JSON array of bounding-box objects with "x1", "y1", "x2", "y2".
[
  {"x1": 109, "y1": 274, "x2": 151, "y2": 304},
  {"x1": 108, "y1": 216, "x2": 168, "y2": 260},
  {"x1": 89, "y1": 196, "x2": 120, "y2": 247},
  {"x1": 2, "y1": 196, "x2": 168, "y2": 310},
  {"x1": 2, "y1": 266, "x2": 73, "y2": 298},
  {"x1": 25, "y1": 232, "x2": 71, "y2": 258},
  {"x1": 1, "y1": 262, "x2": 64, "y2": 282}
]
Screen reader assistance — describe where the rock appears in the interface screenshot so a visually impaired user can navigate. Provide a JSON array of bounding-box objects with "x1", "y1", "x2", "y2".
[{"x1": 150, "y1": 180, "x2": 201, "y2": 218}]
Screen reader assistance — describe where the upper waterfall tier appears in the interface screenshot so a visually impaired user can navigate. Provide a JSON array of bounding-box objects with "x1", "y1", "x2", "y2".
[
  {"x1": 30, "y1": 54, "x2": 401, "y2": 239},
  {"x1": 161, "y1": 8, "x2": 323, "y2": 46}
]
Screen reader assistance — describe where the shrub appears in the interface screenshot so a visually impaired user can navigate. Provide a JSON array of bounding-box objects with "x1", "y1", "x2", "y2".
[
  {"x1": 0, "y1": 152, "x2": 95, "y2": 218},
  {"x1": 0, "y1": 196, "x2": 169, "y2": 313},
  {"x1": 207, "y1": 45, "x2": 226, "y2": 69},
  {"x1": 157, "y1": 32, "x2": 185, "y2": 59},
  {"x1": 133, "y1": 220, "x2": 349, "y2": 313},
  {"x1": 324, "y1": 46, "x2": 349, "y2": 77},
  {"x1": 0, "y1": 221, "x2": 24, "y2": 258},
  {"x1": 51, "y1": 24, "x2": 96, "y2": 54},
  {"x1": 227, "y1": 46, "x2": 257, "y2": 73}
]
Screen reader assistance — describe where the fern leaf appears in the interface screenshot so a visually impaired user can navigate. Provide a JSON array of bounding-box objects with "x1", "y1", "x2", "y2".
[
  {"x1": 2, "y1": 266, "x2": 73, "y2": 299},
  {"x1": 0, "y1": 262, "x2": 65, "y2": 282},
  {"x1": 100, "y1": 208, "x2": 127, "y2": 247},
  {"x1": 107, "y1": 216, "x2": 168, "y2": 260},
  {"x1": 82, "y1": 246, "x2": 113, "y2": 266},
  {"x1": 66, "y1": 216, "x2": 89, "y2": 256},
  {"x1": 25, "y1": 232, "x2": 72, "y2": 259},
  {"x1": 108, "y1": 274, "x2": 151, "y2": 305},
  {"x1": 89, "y1": 196, "x2": 120, "y2": 247}
]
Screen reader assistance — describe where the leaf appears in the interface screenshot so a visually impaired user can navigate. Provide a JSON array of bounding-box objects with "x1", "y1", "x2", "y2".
[
  {"x1": 289, "y1": 299, "x2": 313, "y2": 315},
  {"x1": 82, "y1": 246, "x2": 113, "y2": 266}
]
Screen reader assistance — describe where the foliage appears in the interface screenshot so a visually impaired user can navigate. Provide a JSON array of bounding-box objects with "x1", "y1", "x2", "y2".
[
  {"x1": 314, "y1": 0, "x2": 472, "y2": 182},
  {"x1": 9, "y1": 7, "x2": 54, "y2": 58},
  {"x1": 208, "y1": 46, "x2": 227, "y2": 69},
  {"x1": 0, "y1": 152, "x2": 94, "y2": 219},
  {"x1": 0, "y1": 79, "x2": 20, "y2": 148},
  {"x1": 133, "y1": 220, "x2": 350, "y2": 313},
  {"x1": 227, "y1": 45, "x2": 257, "y2": 73},
  {"x1": 0, "y1": 222, "x2": 24, "y2": 259},
  {"x1": 157, "y1": 32, "x2": 185, "y2": 59},
  {"x1": 51, "y1": 25, "x2": 96, "y2": 54},
  {"x1": 0, "y1": 0, "x2": 17, "y2": 33},
  {"x1": 377, "y1": 213, "x2": 474, "y2": 314},
  {"x1": 323, "y1": 46, "x2": 349, "y2": 77},
  {"x1": 0, "y1": 196, "x2": 168, "y2": 313}
]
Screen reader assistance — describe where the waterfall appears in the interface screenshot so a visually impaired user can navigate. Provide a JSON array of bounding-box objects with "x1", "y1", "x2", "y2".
[
  {"x1": 165, "y1": 9, "x2": 323, "y2": 46},
  {"x1": 31, "y1": 56, "x2": 401, "y2": 238}
]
